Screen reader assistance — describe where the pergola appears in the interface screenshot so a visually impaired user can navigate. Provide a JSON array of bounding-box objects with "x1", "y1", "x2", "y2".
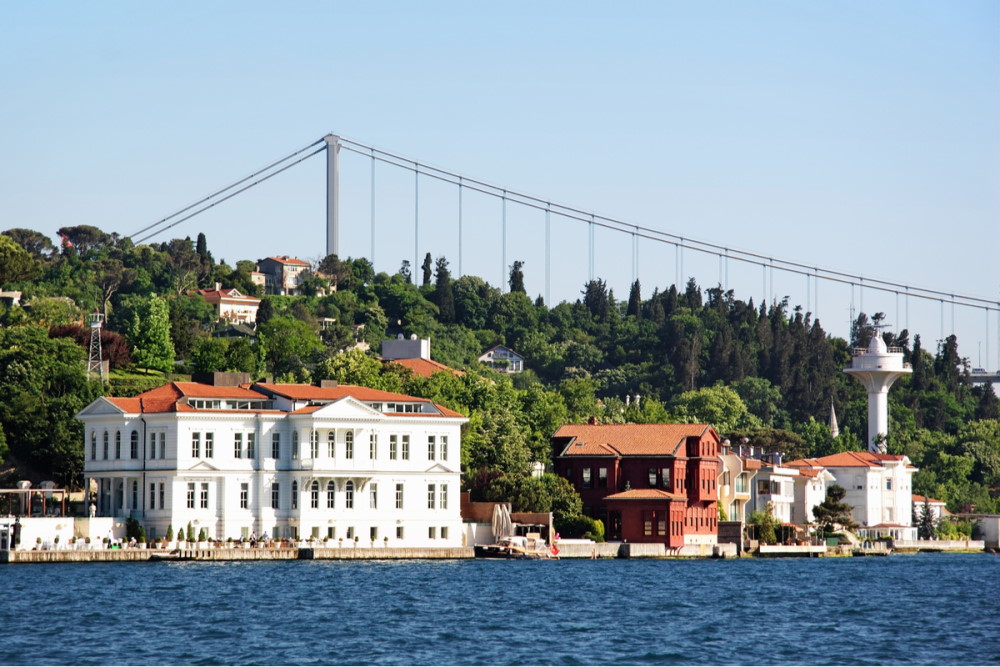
[{"x1": 0, "y1": 488, "x2": 69, "y2": 517}]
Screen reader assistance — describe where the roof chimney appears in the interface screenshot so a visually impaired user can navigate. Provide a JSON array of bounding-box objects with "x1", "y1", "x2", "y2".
[{"x1": 587, "y1": 416, "x2": 598, "y2": 425}]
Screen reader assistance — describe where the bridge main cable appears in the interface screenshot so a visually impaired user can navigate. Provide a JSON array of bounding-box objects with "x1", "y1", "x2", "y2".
[
  {"x1": 130, "y1": 138, "x2": 327, "y2": 243},
  {"x1": 337, "y1": 136, "x2": 999, "y2": 313}
]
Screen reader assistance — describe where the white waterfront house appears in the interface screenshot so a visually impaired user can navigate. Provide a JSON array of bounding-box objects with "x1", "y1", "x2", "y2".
[
  {"x1": 76, "y1": 376, "x2": 467, "y2": 547},
  {"x1": 786, "y1": 451, "x2": 917, "y2": 540}
]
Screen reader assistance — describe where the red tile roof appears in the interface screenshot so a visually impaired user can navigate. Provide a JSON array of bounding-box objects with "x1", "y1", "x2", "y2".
[
  {"x1": 191, "y1": 287, "x2": 260, "y2": 303},
  {"x1": 912, "y1": 494, "x2": 945, "y2": 504},
  {"x1": 103, "y1": 383, "x2": 268, "y2": 414},
  {"x1": 786, "y1": 451, "x2": 908, "y2": 469},
  {"x1": 604, "y1": 489, "x2": 686, "y2": 501},
  {"x1": 554, "y1": 423, "x2": 718, "y2": 457},
  {"x1": 264, "y1": 255, "x2": 309, "y2": 266},
  {"x1": 254, "y1": 383, "x2": 466, "y2": 419},
  {"x1": 387, "y1": 357, "x2": 465, "y2": 379}
]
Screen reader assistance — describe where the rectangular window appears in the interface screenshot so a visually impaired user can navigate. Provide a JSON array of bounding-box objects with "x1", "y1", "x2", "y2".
[
  {"x1": 204, "y1": 433, "x2": 214, "y2": 458},
  {"x1": 149, "y1": 483, "x2": 156, "y2": 510},
  {"x1": 271, "y1": 483, "x2": 280, "y2": 510},
  {"x1": 395, "y1": 483, "x2": 404, "y2": 509},
  {"x1": 440, "y1": 484, "x2": 448, "y2": 510},
  {"x1": 657, "y1": 516, "x2": 666, "y2": 535},
  {"x1": 660, "y1": 468, "x2": 671, "y2": 489},
  {"x1": 428, "y1": 435, "x2": 436, "y2": 461},
  {"x1": 648, "y1": 468, "x2": 657, "y2": 487},
  {"x1": 159, "y1": 433, "x2": 165, "y2": 459},
  {"x1": 310, "y1": 430, "x2": 319, "y2": 459},
  {"x1": 272, "y1": 433, "x2": 280, "y2": 459},
  {"x1": 723, "y1": 470, "x2": 731, "y2": 486},
  {"x1": 886, "y1": 479, "x2": 893, "y2": 490},
  {"x1": 598, "y1": 468, "x2": 608, "y2": 488},
  {"x1": 103, "y1": 432, "x2": 108, "y2": 459},
  {"x1": 370, "y1": 526, "x2": 378, "y2": 541},
  {"x1": 370, "y1": 433, "x2": 377, "y2": 460},
  {"x1": 644, "y1": 511, "x2": 653, "y2": 536},
  {"x1": 345, "y1": 431, "x2": 354, "y2": 459},
  {"x1": 200, "y1": 482, "x2": 209, "y2": 509},
  {"x1": 441, "y1": 435, "x2": 448, "y2": 461},
  {"x1": 582, "y1": 468, "x2": 593, "y2": 488},
  {"x1": 310, "y1": 483, "x2": 319, "y2": 509},
  {"x1": 428, "y1": 526, "x2": 437, "y2": 539},
  {"x1": 234, "y1": 433, "x2": 243, "y2": 459},
  {"x1": 292, "y1": 482, "x2": 298, "y2": 510},
  {"x1": 758, "y1": 480, "x2": 769, "y2": 495},
  {"x1": 427, "y1": 484, "x2": 436, "y2": 509},
  {"x1": 91, "y1": 432, "x2": 96, "y2": 460},
  {"x1": 192, "y1": 433, "x2": 201, "y2": 458},
  {"x1": 240, "y1": 482, "x2": 249, "y2": 509},
  {"x1": 115, "y1": 432, "x2": 121, "y2": 459},
  {"x1": 396, "y1": 526, "x2": 404, "y2": 540},
  {"x1": 327, "y1": 431, "x2": 335, "y2": 458},
  {"x1": 247, "y1": 433, "x2": 255, "y2": 459},
  {"x1": 187, "y1": 482, "x2": 195, "y2": 509},
  {"x1": 389, "y1": 435, "x2": 398, "y2": 460},
  {"x1": 292, "y1": 432, "x2": 299, "y2": 459},
  {"x1": 736, "y1": 473, "x2": 747, "y2": 493},
  {"x1": 159, "y1": 483, "x2": 165, "y2": 510},
  {"x1": 130, "y1": 432, "x2": 138, "y2": 459},
  {"x1": 149, "y1": 433, "x2": 156, "y2": 459},
  {"x1": 401, "y1": 435, "x2": 409, "y2": 460},
  {"x1": 347, "y1": 526, "x2": 355, "y2": 540},
  {"x1": 327, "y1": 483, "x2": 335, "y2": 508},
  {"x1": 370, "y1": 483, "x2": 378, "y2": 509}
]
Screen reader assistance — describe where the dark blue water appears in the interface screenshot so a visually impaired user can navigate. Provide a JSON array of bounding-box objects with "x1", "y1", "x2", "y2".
[{"x1": 2, "y1": 553, "x2": 997, "y2": 665}]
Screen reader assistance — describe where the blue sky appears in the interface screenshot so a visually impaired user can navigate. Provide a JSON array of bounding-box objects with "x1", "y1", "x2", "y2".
[{"x1": 2, "y1": 2, "x2": 998, "y2": 365}]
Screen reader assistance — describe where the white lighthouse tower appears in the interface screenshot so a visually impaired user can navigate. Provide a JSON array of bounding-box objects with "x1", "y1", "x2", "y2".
[{"x1": 844, "y1": 333, "x2": 911, "y2": 453}]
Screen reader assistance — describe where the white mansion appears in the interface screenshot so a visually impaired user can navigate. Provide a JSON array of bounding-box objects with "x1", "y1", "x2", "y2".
[{"x1": 76, "y1": 376, "x2": 467, "y2": 547}]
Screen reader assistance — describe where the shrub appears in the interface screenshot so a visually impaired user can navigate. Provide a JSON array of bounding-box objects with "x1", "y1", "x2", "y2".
[
  {"x1": 165, "y1": 524, "x2": 174, "y2": 541},
  {"x1": 555, "y1": 514, "x2": 603, "y2": 540}
]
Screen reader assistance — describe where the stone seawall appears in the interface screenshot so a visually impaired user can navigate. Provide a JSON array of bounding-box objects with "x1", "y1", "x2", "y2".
[
  {"x1": 1, "y1": 546, "x2": 473, "y2": 563},
  {"x1": 304, "y1": 547, "x2": 473, "y2": 560}
]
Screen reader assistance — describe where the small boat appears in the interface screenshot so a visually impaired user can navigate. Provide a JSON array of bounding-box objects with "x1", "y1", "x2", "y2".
[{"x1": 474, "y1": 535, "x2": 559, "y2": 560}]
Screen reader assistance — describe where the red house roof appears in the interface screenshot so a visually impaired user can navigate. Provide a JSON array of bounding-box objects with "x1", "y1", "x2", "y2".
[
  {"x1": 104, "y1": 382, "x2": 268, "y2": 414},
  {"x1": 387, "y1": 357, "x2": 465, "y2": 379},
  {"x1": 554, "y1": 423, "x2": 718, "y2": 457},
  {"x1": 263, "y1": 255, "x2": 309, "y2": 266},
  {"x1": 604, "y1": 489, "x2": 686, "y2": 501},
  {"x1": 785, "y1": 451, "x2": 909, "y2": 469}
]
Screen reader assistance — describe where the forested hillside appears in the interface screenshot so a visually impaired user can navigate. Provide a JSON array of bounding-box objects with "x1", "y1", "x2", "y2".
[{"x1": 1, "y1": 225, "x2": 998, "y2": 518}]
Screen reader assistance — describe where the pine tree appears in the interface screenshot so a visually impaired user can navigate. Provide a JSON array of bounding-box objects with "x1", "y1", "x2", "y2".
[
  {"x1": 508, "y1": 260, "x2": 525, "y2": 294},
  {"x1": 626, "y1": 279, "x2": 642, "y2": 319},
  {"x1": 398, "y1": 260, "x2": 412, "y2": 283},
  {"x1": 434, "y1": 256, "x2": 455, "y2": 324},
  {"x1": 812, "y1": 485, "x2": 856, "y2": 533},
  {"x1": 917, "y1": 497, "x2": 936, "y2": 539},
  {"x1": 421, "y1": 252, "x2": 433, "y2": 287}
]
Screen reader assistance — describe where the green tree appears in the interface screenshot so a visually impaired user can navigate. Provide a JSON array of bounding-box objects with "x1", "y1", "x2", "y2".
[
  {"x1": 508, "y1": 260, "x2": 526, "y2": 294},
  {"x1": 124, "y1": 295, "x2": 175, "y2": 373},
  {"x1": 812, "y1": 485, "x2": 856, "y2": 533},
  {"x1": 434, "y1": 256, "x2": 455, "y2": 324},
  {"x1": 670, "y1": 385, "x2": 761, "y2": 434},
  {"x1": 0, "y1": 235, "x2": 42, "y2": 286},
  {"x1": 258, "y1": 315, "x2": 323, "y2": 380},
  {"x1": 749, "y1": 503, "x2": 781, "y2": 544},
  {"x1": 916, "y1": 497, "x2": 936, "y2": 539},
  {"x1": 2, "y1": 228, "x2": 56, "y2": 261},
  {"x1": 421, "y1": 252, "x2": 433, "y2": 287},
  {"x1": 190, "y1": 338, "x2": 229, "y2": 373}
]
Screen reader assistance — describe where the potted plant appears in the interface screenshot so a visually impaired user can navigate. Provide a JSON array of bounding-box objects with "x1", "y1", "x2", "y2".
[
  {"x1": 197, "y1": 528, "x2": 208, "y2": 548},
  {"x1": 177, "y1": 532, "x2": 186, "y2": 549},
  {"x1": 54, "y1": 535, "x2": 60, "y2": 550},
  {"x1": 84, "y1": 536, "x2": 92, "y2": 550},
  {"x1": 338, "y1": 537, "x2": 343, "y2": 549},
  {"x1": 383, "y1": 536, "x2": 389, "y2": 548},
  {"x1": 353, "y1": 535, "x2": 359, "y2": 549}
]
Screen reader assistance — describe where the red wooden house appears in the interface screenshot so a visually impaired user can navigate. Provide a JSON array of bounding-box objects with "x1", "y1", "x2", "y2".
[{"x1": 552, "y1": 422, "x2": 721, "y2": 548}]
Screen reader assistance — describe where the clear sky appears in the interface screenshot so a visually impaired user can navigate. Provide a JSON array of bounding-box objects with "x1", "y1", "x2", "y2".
[{"x1": 2, "y1": 2, "x2": 998, "y2": 364}]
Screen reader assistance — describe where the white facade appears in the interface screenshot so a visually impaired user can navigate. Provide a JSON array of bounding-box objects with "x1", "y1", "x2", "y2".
[
  {"x1": 787, "y1": 452, "x2": 916, "y2": 540},
  {"x1": 749, "y1": 465, "x2": 798, "y2": 523},
  {"x1": 77, "y1": 382, "x2": 467, "y2": 548}
]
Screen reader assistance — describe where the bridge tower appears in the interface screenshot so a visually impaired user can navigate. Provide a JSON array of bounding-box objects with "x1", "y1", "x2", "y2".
[
  {"x1": 87, "y1": 310, "x2": 105, "y2": 383},
  {"x1": 325, "y1": 134, "x2": 341, "y2": 259},
  {"x1": 844, "y1": 334, "x2": 911, "y2": 453}
]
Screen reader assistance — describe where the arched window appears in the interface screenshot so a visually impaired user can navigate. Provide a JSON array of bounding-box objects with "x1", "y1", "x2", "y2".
[
  {"x1": 310, "y1": 480, "x2": 319, "y2": 509},
  {"x1": 327, "y1": 430, "x2": 336, "y2": 458},
  {"x1": 292, "y1": 431, "x2": 299, "y2": 459},
  {"x1": 291, "y1": 480, "x2": 299, "y2": 509},
  {"x1": 345, "y1": 431, "x2": 354, "y2": 459},
  {"x1": 310, "y1": 430, "x2": 319, "y2": 459},
  {"x1": 115, "y1": 431, "x2": 122, "y2": 459},
  {"x1": 327, "y1": 481, "x2": 336, "y2": 508},
  {"x1": 345, "y1": 481, "x2": 354, "y2": 509},
  {"x1": 103, "y1": 432, "x2": 109, "y2": 459},
  {"x1": 130, "y1": 431, "x2": 139, "y2": 459}
]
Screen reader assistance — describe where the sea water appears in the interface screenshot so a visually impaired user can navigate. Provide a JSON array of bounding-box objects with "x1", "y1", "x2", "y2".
[{"x1": 2, "y1": 553, "x2": 997, "y2": 665}]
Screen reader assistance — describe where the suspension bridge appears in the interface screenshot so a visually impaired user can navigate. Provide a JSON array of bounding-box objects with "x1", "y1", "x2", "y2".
[{"x1": 130, "y1": 133, "x2": 1000, "y2": 376}]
